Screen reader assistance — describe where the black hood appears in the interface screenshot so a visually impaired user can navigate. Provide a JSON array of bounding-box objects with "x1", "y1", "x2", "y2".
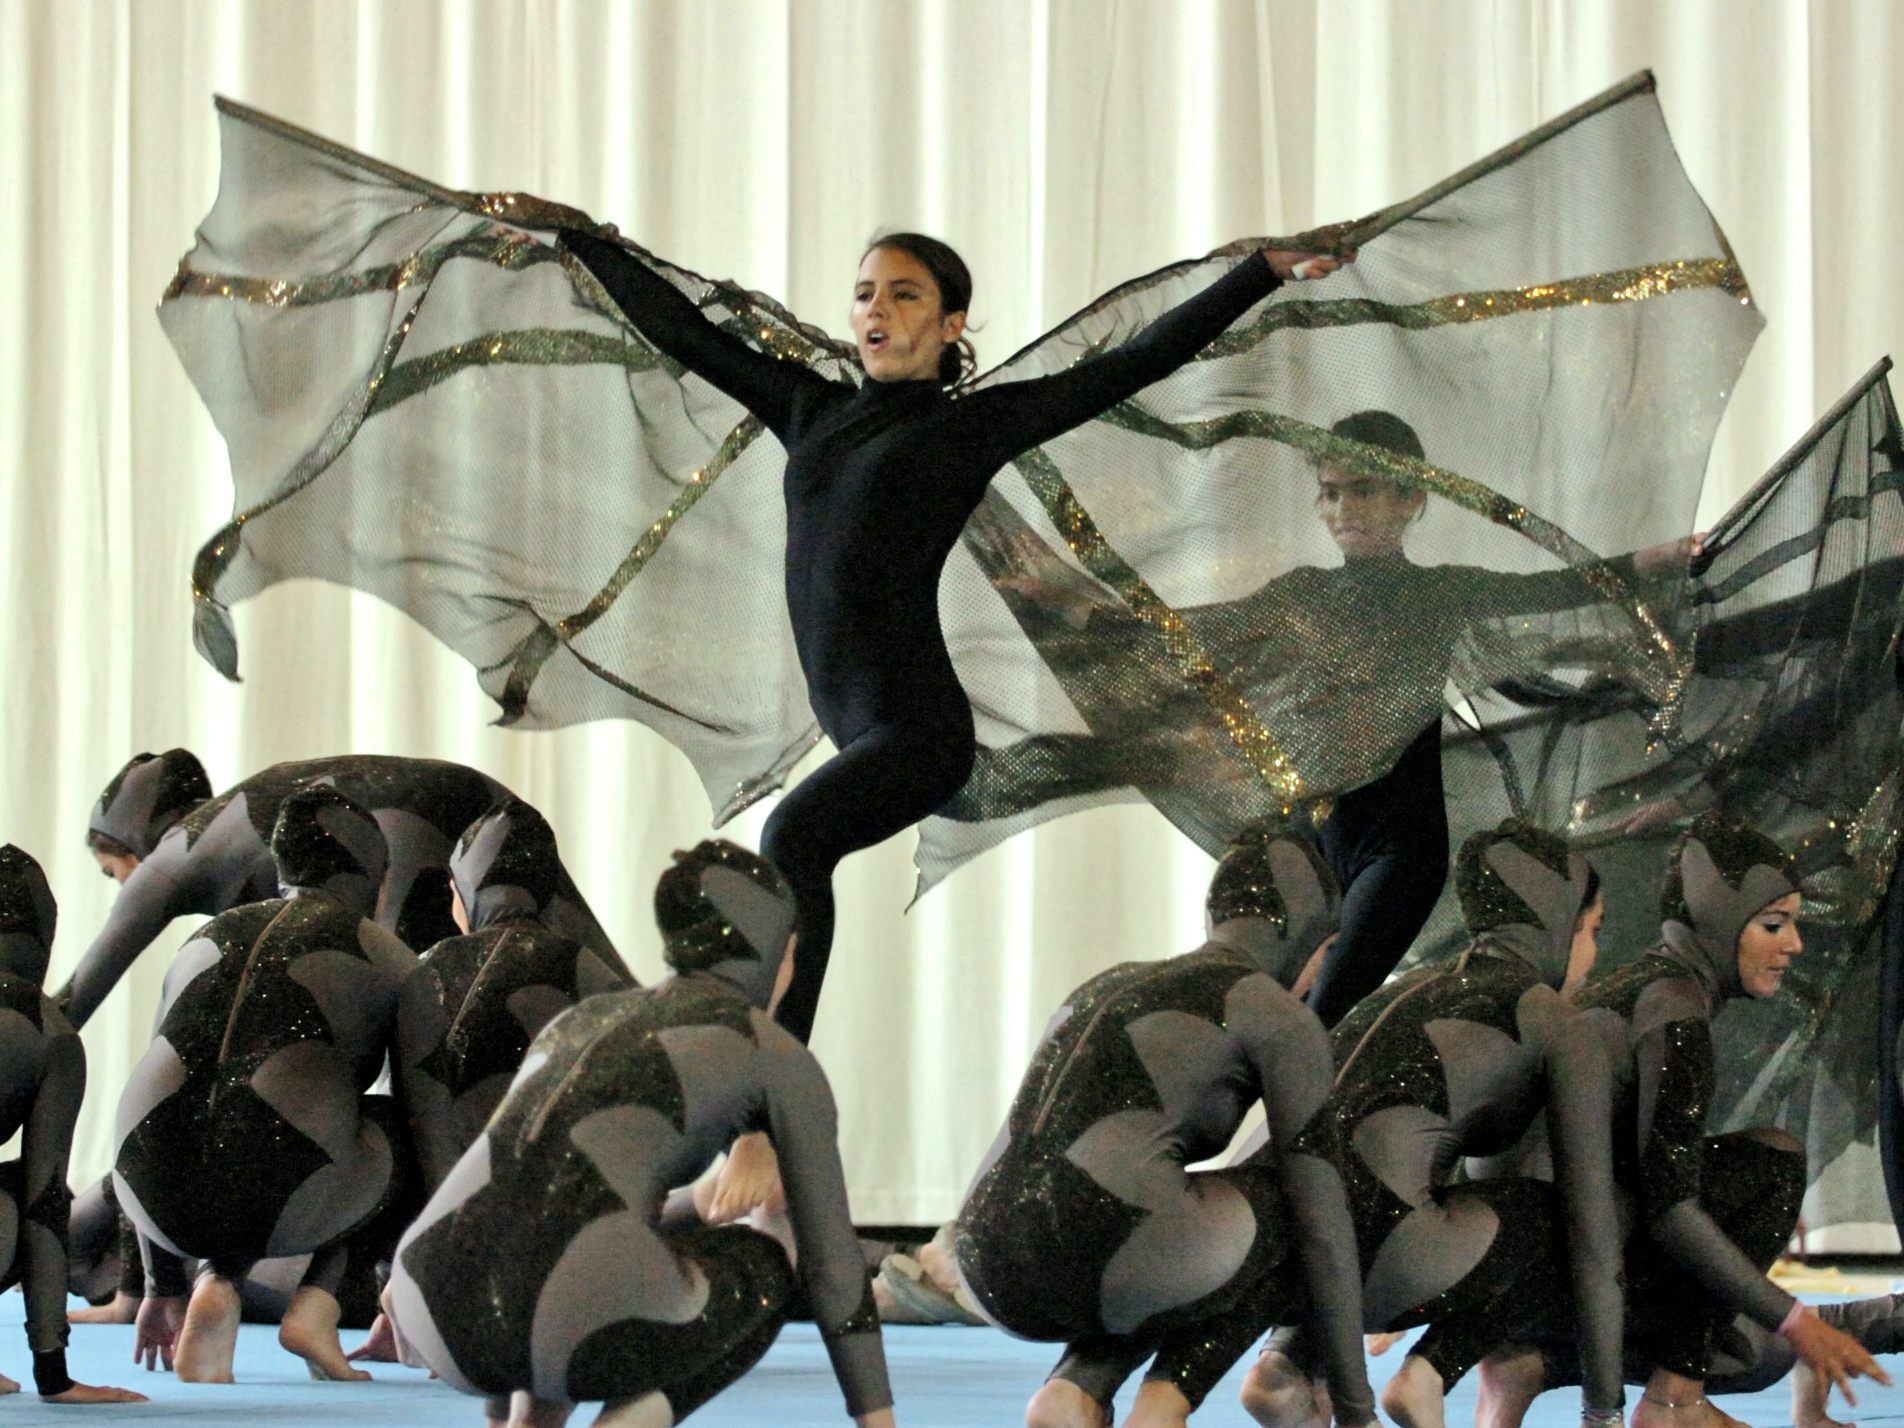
[
  {"x1": 450, "y1": 798, "x2": 563, "y2": 930},
  {"x1": 89, "y1": 750, "x2": 212, "y2": 858},
  {"x1": 0, "y1": 845, "x2": 57, "y2": 985},
  {"x1": 269, "y1": 785, "x2": 388, "y2": 917}
]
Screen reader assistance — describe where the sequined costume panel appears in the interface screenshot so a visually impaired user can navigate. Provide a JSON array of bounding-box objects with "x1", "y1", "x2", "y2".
[
  {"x1": 112, "y1": 894, "x2": 416, "y2": 1282},
  {"x1": 62, "y1": 755, "x2": 621, "y2": 1028},
  {"x1": 0, "y1": 979, "x2": 85, "y2": 1368},
  {"x1": 955, "y1": 946, "x2": 1371, "y2": 1418},
  {"x1": 396, "y1": 923, "x2": 633, "y2": 1191},
  {"x1": 388, "y1": 977, "x2": 890, "y2": 1416}
]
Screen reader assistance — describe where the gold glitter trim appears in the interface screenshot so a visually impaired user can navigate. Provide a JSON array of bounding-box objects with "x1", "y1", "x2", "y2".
[
  {"x1": 1201, "y1": 258, "x2": 1750, "y2": 360},
  {"x1": 1010, "y1": 446, "x2": 1306, "y2": 809}
]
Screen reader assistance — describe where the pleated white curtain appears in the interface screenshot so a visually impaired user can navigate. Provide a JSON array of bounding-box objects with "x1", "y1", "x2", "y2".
[{"x1": 3, "y1": 0, "x2": 1901, "y2": 1228}]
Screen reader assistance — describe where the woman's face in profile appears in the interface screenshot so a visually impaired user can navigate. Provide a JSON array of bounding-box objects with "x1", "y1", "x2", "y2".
[{"x1": 1316, "y1": 463, "x2": 1423, "y2": 558}]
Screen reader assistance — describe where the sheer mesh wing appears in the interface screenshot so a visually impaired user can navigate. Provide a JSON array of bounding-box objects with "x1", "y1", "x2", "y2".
[
  {"x1": 1426, "y1": 362, "x2": 1904, "y2": 1200},
  {"x1": 160, "y1": 99, "x2": 859, "y2": 821},
  {"x1": 919, "y1": 72, "x2": 1760, "y2": 891}
]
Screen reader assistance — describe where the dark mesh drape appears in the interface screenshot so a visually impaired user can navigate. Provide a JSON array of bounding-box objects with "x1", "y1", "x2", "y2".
[{"x1": 1421, "y1": 361, "x2": 1904, "y2": 1198}]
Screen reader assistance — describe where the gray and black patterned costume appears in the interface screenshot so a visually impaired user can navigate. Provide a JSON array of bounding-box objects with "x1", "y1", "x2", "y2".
[
  {"x1": 1251, "y1": 821, "x2": 1623, "y2": 1415},
  {"x1": 396, "y1": 798, "x2": 634, "y2": 1192},
  {"x1": 112, "y1": 786, "x2": 418, "y2": 1314},
  {"x1": 67, "y1": 752, "x2": 618, "y2": 1027},
  {"x1": 0, "y1": 847, "x2": 88, "y2": 1396},
  {"x1": 388, "y1": 841, "x2": 890, "y2": 1422},
  {"x1": 1545, "y1": 817, "x2": 1807, "y2": 1384},
  {"x1": 955, "y1": 832, "x2": 1374, "y2": 1420}
]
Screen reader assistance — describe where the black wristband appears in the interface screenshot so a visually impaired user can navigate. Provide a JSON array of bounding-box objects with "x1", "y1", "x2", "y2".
[{"x1": 33, "y1": 1348, "x2": 73, "y2": 1397}]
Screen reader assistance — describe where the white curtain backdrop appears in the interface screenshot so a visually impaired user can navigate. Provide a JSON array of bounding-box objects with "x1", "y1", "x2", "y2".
[{"x1": 4, "y1": 0, "x2": 1901, "y2": 1229}]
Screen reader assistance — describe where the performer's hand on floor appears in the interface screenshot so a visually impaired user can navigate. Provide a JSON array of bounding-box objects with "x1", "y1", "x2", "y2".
[
  {"x1": 133, "y1": 1293, "x2": 185, "y2": 1372},
  {"x1": 706, "y1": 1132, "x2": 785, "y2": 1224},
  {"x1": 43, "y1": 1381, "x2": 149, "y2": 1404},
  {"x1": 345, "y1": 1312, "x2": 400, "y2": 1363},
  {"x1": 1785, "y1": 1306, "x2": 1892, "y2": 1406}
]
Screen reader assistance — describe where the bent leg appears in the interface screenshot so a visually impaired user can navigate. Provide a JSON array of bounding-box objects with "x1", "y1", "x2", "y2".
[
  {"x1": 763, "y1": 720, "x2": 974, "y2": 1040},
  {"x1": 1305, "y1": 825, "x2": 1448, "y2": 1028}
]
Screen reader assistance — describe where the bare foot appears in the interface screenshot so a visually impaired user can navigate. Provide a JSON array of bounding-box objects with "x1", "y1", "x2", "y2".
[
  {"x1": 42, "y1": 1382, "x2": 150, "y2": 1404},
  {"x1": 1382, "y1": 1354, "x2": 1448, "y2": 1428},
  {"x1": 345, "y1": 1311, "x2": 399, "y2": 1363},
  {"x1": 70, "y1": 1292, "x2": 140, "y2": 1325},
  {"x1": 596, "y1": 1392, "x2": 674, "y2": 1426},
  {"x1": 1367, "y1": 1330, "x2": 1405, "y2": 1356},
  {"x1": 1793, "y1": 1363, "x2": 1852, "y2": 1428},
  {"x1": 1633, "y1": 1392, "x2": 1747, "y2": 1428},
  {"x1": 1028, "y1": 1376, "x2": 1110, "y2": 1428},
  {"x1": 280, "y1": 1285, "x2": 371, "y2": 1381},
  {"x1": 1126, "y1": 1379, "x2": 1193, "y2": 1428},
  {"x1": 1241, "y1": 1351, "x2": 1328, "y2": 1428},
  {"x1": 0, "y1": 1371, "x2": 16, "y2": 1394},
  {"x1": 1476, "y1": 1344, "x2": 1547, "y2": 1428},
  {"x1": 174, "y1": 1275, "x2": 241, "y2": 1383}
]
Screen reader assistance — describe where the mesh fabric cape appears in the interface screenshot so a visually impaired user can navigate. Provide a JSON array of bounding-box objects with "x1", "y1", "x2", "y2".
[{"x1": 161, "y1": 73, "x2": 1758, "y2": 894}]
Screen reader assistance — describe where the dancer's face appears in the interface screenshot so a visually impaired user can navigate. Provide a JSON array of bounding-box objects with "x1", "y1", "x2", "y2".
[
  {"x1": 852, "y1": 246, "x2": 966, "y2": 383},
  {"x1": 1736, "y1": 892, "x2": 1803, "y2": 998},
  {"x1": 92, "y1": 849, "x2": 139, "y2": 885},
  {"x1": 1563, "y1": 891, "x2": 1605, "y2": 994},
  {"x1": 1316, "y1": 463, "x2": 1422, "y2": 557}
]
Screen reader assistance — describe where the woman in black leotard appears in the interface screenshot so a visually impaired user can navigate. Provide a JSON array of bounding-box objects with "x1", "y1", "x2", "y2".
[{"x1": 560, "y1": 229, "x2": 1347, "y2": 1043}]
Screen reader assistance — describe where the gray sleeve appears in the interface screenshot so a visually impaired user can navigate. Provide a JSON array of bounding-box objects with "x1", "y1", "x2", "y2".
[
  {"x1": 139, "y1": 1231, "x2": 190, "y2": 1301},
  {"x1": 1533, "y1": 1000, "x2": 1627, "y2": 1415},
  {"x1": 1234, "y1": 979, "x2": 1375, "y2": 1426},
  {"x1": 17, "y1": 1011, "x2": 84, "y2": 1355},
  {"x1": 758, "y1": 1031, "x2": 891, "y2": 1417},
  {"x1": 1650, "y1": 1204, "x2": 1796, "y2": 1330},
  {"x1": 60, "y1": 841, "x2": 197, "y2": 1029}
]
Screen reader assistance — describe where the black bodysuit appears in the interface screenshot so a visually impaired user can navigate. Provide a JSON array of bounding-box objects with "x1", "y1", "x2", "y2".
[{"x1": 563, "y1": 231, "x2": 1282, "y2": 1039}]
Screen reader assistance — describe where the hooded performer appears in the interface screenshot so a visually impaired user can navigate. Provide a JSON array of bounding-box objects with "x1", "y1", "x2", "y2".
[
  {"x1": 397, "y1": 798, "x2": 636, "y2": 1193},
  {"x1": 113, "y1": 786, "x2": 418, "y2": 1386},
  {"x1": 385, "y1": 840, "x2": 894, "y2": 1428},
  {"x1": 954, "y1": 828, "x2": 1372, "y2": 1428},
  {"x1": 0, "y1": 848, "x2": 144, "y2": 1405},
  {"x1": 1235, "y1": 820, "x2": 1620, "y2": 1428},
  {"x1": 68, "y1": 752, "x2": 620, "y2": 1027},
  {"x1": 1480, "y1": 816, "x2": 1887, "y2": 1428}
]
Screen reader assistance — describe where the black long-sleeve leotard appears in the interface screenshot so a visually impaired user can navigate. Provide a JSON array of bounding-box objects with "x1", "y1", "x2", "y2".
[{"x1": 565, "y1": 232, "x2": 1282, "y2": 1037}]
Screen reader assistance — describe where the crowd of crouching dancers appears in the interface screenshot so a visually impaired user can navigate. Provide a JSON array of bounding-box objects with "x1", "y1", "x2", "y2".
[{"x1": 0, "y1": 747, "x2": 1897, "y2": 1428}]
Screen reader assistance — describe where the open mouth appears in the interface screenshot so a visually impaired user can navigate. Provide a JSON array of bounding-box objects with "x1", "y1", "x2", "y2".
[{"x1": 866, "y1": 330, "x2": 890, "y2": 354}]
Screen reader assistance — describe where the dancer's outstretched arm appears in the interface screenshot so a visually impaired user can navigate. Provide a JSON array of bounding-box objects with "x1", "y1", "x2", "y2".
[
  {"x1": 969, "y1": 252, "x2": 1315, "y2": 466},
  {"x1": 559, "y1": 229, "x2": 837, "y2": 440},
  {"x1": 1234, "y1": 975, "x2": 1376, "y2": 1426}
]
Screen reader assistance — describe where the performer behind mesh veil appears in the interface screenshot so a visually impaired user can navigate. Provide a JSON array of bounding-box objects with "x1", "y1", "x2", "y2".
[
  {"x1": 953, "y1": 828, "x2": 1372, "y2": 1428},
  {"x1": 385, "y1": 841, "x2": 894, "y2": 1428},
  {"x1": 961, "y1": 411, "x2": 1691, "y2": 1025},
  {"x1": 114, "y1": 786, "x2": 418, "y2": 1386},
  {"x1": 1235, "y1": 820, "x2": 1614, "y2": 1428},
  {"x1": 67, "y1": 751, "x2": 622, "y2": 1028},
  {"x1": 159, "y1": 75, "x2": 1752, "y2": 1013},
  {"x1": 1514, "y1": 818, "x2": 1889, "y2": 1428},
  {"x1": 397, "y1": 797, "x2": 635, "y2": 1193},
  {"x1": 0, "y1": 848, "x2": 145, "y2": 1405}
]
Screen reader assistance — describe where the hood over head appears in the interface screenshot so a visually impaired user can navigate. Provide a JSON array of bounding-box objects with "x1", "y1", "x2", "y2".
[
  {"x1": 269, "y1": 785, "x2": 388, "y2": 917},
  {"x1": 1205, "y1": 825, "x2": 1340, "y2": 987},
  {"x1": 1658, "y1": 813, "x2": 1799, "y2": 1003},
  {"x1": 0, "y1": 845, "x2": 56, "y2": 985},
  {"x1": 450, "y1": 798, "x2": 562, "y2": 930},
  {"x1": 1456, "y1": 818, "x2": 1596, "y2": 989},
  {"x1": 654, "y1": 840, "x2": 797, "y2": 1011},
  {"x1": 88, "y1": 749, "x2": 212, "y2": 859}
]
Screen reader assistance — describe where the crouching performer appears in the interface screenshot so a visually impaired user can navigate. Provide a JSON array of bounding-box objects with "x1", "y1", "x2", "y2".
[
  {"x1": 1475, "y1": 816, "x2": 1887, "y2": 1428},
  {"x1": 397, "y1": 798, "x2": 635, "y2": 1194},
  {"x1": 955, "y1": 829, "x2": 1373, "y2": 1428},
  {"x1": 112, "y1": 787, "x2": 418, "y2": 1384},
  {"x1": 385, "y1": 840, "x2": 896, "y2": 1428},
  {"x1": 0, "y1": 848, "x2": 144, "y2": 1404}
]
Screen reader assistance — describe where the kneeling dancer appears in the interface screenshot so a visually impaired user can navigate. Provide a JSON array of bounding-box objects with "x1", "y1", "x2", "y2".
[
  {"x1": 386, "y1": 840, "x2": 894, "y2": 1428},
  {"x1": 956, "y1": 829, "x2": 1372, "y2": 1428},
  {"x1": 113, "y1": 786, "x2": 417, "y2": 1383}
]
